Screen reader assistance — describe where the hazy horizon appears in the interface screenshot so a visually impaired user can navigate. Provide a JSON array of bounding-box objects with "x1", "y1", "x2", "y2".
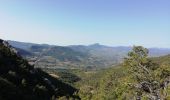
[
  {"x1": 0, "y1": 0, "x2": 170, "y2": 48},
  {"x1": 3, "y1": 39, "x2": 169, "y2": 49}
]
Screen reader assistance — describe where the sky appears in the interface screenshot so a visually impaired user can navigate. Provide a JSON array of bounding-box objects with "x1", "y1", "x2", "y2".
[{"x1": 0, "y1": 0, "x2": 170, "y2": 48}]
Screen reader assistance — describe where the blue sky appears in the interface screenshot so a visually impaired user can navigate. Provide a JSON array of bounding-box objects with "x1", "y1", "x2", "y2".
[{"x1": 0, "y1": 0, "x2": 170, "y2": 47}]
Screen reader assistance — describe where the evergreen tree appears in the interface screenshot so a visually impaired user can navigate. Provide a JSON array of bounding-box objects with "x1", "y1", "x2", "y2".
[{"x1": 124, "y1": 46, "x2": 161, "y2": 100}]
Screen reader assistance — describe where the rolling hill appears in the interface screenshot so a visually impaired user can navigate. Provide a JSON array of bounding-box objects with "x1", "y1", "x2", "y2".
[
  {"x1": 2, "y1": 39, "x2": 170, "y2": 99},
  {"x1": 8, "y1": 40, "x2": 170, "y2": 69}
]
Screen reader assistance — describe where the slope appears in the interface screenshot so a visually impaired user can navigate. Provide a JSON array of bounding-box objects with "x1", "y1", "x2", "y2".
[
  {"x1": 76, "y1": 52, "x2": 170, "y2": 100},
  {"x1": 0, "y1": 39, "x2": 78, "y2": 100}
]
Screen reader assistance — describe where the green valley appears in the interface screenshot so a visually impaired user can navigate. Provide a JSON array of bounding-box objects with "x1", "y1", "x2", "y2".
[{"x1": 1, "y1": 39, "x2": 170, "y2": 100}]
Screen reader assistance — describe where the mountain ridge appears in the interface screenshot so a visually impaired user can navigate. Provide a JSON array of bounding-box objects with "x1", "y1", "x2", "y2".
[
  {"x1": 7, "y1": 40, "x2": 170, "y2": 69},
  {"x1": 8, "y1": 40, "x2": 170, "y2": 50}
]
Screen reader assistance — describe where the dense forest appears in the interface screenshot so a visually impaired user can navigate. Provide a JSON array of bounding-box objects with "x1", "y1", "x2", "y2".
[{"x1": 1, "y1": 39, "x2": 170, "y2": 100}]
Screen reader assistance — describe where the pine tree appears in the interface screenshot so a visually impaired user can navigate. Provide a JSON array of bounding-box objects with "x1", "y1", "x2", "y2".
[{"x1": 124, "y1": 46, "x2": 161, "y2": 100}]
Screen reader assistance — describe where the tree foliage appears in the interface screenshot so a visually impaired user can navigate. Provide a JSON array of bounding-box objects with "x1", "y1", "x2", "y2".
[{"x1": 124, "y1": 46, "x2": 170, "y2": 100}]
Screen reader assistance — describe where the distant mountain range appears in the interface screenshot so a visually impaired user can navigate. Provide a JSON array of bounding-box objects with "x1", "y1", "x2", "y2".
[{"x1": 8, "y1": 40, "x2": 170, "y2": 69}]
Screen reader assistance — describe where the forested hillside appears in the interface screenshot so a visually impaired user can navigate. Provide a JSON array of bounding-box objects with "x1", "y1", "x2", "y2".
[
  {"x1": 76, "y1": 47, "x2": 170, "y2": 100},
  {"x1": 40, "y1": 47, "x2": 170, "y2": 100},
  {"x1": 0, "y1": 39, "x2": 78, "y2": 100}
]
